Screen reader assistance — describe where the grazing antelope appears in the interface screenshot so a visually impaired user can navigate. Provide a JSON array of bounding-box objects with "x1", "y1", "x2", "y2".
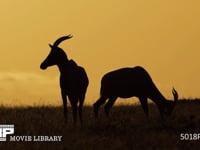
[
  {"x1": 93, "y1": 66, "x2": 178, "y2": 119},
  {"x1": 40, "y1": 35, "x2": 89, "y2": 124}
]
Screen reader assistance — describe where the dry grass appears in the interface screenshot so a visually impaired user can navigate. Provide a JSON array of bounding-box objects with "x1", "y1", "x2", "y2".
[{"x1": 0, "y1": 99, "x2": 200, "y2": 150}]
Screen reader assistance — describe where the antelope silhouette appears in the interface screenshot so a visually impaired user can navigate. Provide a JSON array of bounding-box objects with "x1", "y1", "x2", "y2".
[
  {"x1": 40, "y1": 35, "x2": 89, "y2": 124},
  {"x1": 93, "y1": 66, "x2": 178, "y2": 119}
]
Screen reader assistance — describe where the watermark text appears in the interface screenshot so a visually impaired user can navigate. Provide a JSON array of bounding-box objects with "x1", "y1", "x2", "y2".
[{"x1": 180, "y1": 133, "x2": 200, "y2": 141}]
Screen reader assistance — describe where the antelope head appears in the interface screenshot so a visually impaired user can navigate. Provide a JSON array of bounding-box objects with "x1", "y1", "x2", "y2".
[
  {"x1": 162, "y1": 88, "x2": 178, "y2": 117},
  {"x1": 40, "y1": 34, "x2": 73, "y2": 70}
]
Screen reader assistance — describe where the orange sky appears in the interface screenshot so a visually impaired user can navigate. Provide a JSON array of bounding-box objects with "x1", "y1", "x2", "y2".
[{"x1": 0, "y1": 0, "x2": 200, "y2": 106}]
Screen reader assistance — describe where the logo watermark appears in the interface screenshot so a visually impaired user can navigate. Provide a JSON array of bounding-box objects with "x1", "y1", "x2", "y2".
[
  {"x1": 0, "y1": 125, "x2": 14, "y2": 141},
  {"x1": 0, "y1": 124, "x2": 62, "y2": 142}
]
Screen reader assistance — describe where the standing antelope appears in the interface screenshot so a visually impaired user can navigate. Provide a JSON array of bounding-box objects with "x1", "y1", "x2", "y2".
[
  {"x1": 93, "y1": 66, "x2": 178, "y2": 119},
  {"x1": 40, "y1": 35, "x2": 89, "y2": 124}
]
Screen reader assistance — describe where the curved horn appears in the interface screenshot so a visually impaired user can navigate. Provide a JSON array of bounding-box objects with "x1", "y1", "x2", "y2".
[
  {"x1": 52, "y1": 34, "x2": 73, "y2": 47},
  {"x1": 172, "y1": 88, "x2": 178, "y2": 105}
]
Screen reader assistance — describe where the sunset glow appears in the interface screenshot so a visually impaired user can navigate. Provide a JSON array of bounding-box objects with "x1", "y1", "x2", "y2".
[{"x1": 0, "y1": 0, "x2": 200, "y2": 106}]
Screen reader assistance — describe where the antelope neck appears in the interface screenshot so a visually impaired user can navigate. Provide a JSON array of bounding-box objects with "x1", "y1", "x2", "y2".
[{"x1": 57, "y1": 60, "x2": 71, "y2": 73}]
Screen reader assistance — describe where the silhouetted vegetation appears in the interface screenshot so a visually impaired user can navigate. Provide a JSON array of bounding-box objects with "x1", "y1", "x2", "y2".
[{"x1": 0, "y1": 99, "x2": 199, "y2": 149}]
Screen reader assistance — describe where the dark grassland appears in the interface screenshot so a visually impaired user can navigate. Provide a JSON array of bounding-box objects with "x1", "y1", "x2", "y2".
[{"x1": 0, "y1": 99, "x2": 200, "y2": 150}]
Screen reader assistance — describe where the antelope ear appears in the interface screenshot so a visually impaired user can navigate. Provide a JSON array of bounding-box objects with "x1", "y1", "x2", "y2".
[{"x1": 48, "y1": 44, "x2": 54, "y2": 49}]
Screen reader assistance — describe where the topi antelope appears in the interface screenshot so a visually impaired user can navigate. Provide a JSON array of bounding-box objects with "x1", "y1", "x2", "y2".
[
  {"x1": 40, "y1": 35, "x2": 89, "y2": 125},
  {"x1": 93, "y1": 66, "x2": 178, "y2": 119}
]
